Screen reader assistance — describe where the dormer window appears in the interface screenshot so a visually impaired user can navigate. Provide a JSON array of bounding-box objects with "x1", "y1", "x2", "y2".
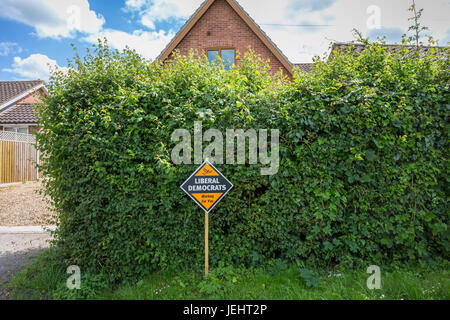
[{"x1": 207, "y1": 48, "x2": 235, "y2": 70}]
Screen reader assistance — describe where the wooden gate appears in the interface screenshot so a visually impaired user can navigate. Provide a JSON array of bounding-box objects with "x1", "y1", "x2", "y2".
[{"x1": 0, "y1": 131, "x2": 39, "y2": 184}]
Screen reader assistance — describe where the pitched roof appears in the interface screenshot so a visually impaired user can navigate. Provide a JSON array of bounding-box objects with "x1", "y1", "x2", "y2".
[
  {"x1": 0, "y1": 80, "x2": 43, "y2": 106},
  {"x1": 0, "y1": 103, "x2": 38, "y2": 124},
  {"x1": 294, "y1": 63, "x2": 316, "y2": 73},
  {"x1": 157, "y1": 0, "x2": 293, "y2": 75},
  {"x1": 331, "y1": 42, "x2": 449, "y2": 56}
]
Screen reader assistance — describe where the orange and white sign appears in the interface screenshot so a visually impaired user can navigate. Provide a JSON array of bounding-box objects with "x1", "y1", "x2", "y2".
[{"x1": 180, "y1": 160, "x2": 233, "y2": 213}]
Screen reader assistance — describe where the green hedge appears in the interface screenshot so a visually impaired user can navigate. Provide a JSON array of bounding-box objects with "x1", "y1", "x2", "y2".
[{"x1": 37, "y1": 42, "x2": 449, "y2": 281}]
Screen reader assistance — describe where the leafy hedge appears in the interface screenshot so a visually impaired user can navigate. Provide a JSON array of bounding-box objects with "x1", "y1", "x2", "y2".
[{"x1": 38, "y1": 42, "x2": 449, "y2": 282}]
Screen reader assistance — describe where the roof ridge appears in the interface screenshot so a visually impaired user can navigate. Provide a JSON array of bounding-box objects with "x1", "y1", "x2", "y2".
[
  {"x1": 332, "y1": 41, "x2": 449, "y2": 48},
  {"x1": 155, "y1": 0, "x2": 210, "y2": 61},
  {"x1": 0, "y1": 80, "x2": 43, "y2": 82},
  {"x1": 228, "y1": 0, "x2": 292, "y2": 68}
]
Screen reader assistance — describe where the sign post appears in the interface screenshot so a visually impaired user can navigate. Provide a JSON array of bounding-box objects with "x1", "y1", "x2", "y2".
[
  {"x1": 180, "y1": 160, "x2": 233, "y2": 276},
  {"x1": 205, "y1": 212, "x2": 209, "y2": 275}
]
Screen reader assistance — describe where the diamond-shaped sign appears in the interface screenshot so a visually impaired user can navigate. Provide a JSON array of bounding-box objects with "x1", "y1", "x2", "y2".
[{"x1": 180, "y1": 160, "x2": 233, "y2": 213}]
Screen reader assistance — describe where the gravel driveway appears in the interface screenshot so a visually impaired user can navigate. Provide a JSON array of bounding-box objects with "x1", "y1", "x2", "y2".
[
  {"x1": 0, "y1": 181, "x2": 56, "y2": 299},
  {"x1": 0, "y1": 181, "x2": 56, "y2": 226}
]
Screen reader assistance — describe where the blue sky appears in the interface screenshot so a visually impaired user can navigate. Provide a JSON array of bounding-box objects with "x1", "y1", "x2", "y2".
[{"x1": 0, "y1": 0, "x2": 448, "y2": 81}]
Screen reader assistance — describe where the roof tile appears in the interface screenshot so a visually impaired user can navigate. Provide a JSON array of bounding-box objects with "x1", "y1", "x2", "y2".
[
  {"x1": 0, "y1": 80, "x2": 43, "y2": 106},
  {"x1": 0, "y1": 103, "x2": 38, "y2": 124},
  {"x1": 331, "y1": 42, "x2": 448, "y2": 56},
  {"x1": 294, "y1": 63, "x2": 316, "y2": 73}
]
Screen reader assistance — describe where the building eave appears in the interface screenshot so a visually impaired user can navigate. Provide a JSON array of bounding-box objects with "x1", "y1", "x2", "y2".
[{"x1": 0, "y1": 122, "x2": 38, "y2": 126}]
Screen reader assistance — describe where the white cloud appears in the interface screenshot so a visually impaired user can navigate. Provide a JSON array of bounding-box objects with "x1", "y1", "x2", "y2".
[
  {"x1": 237, "y1": 0, "x2": 450, "y2": 62},
  {"x1": 443, "y1": 29, "x2": 450, "y2": 45},
  {"x1": 114, "y1": 0, "x2": 449, "y2": 63},
  {"x1": 124, "y1": 0, "x2": 147, "y2": 10},
  {"x1": 0, "y1": 0, "x2": 105, "y2": 38},
  {"x1": 125, "y1": 0, "x2": 203, "y2": 30},
  {"x1": 83, "y1": 29, "x2": 175, "y2": 60},
  {"x1": 2, "y1": 54, "x2": 68, "y2": 81},
  {"x1": 286, "y1": 0, "x2": 338, "y2": 13},
  {"x1": 0, "y1": 42, "x2": 22, "y2": 56},
  {"x1": 367, "y1": 27, "x2": 405, "y2": 43},
  {"x1": 2, "y1": 0, "x2": 447, "y2": 69}
]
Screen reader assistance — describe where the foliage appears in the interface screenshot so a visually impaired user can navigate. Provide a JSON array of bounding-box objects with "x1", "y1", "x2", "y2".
[
  {"x1": 407, "y1": 0, "x2": 430, "y2": 47},
  {"x1": 197, "y1": 265, "x2": 241, "y2": 298},
  {"x1": 53, "y1": 273, "x2": 109, "y2": 300},
  {"x1": 7, "y1": 248, "x2": 66, "y2": 300},
  {"x1": 37, "y1": 39, "x2": 449, "y2": 282},
  {"x1": 97, "y1": 264, "x2": 450, "y2": 300},
  {"x1": 297, "y1": 268, "x2": 319, "y2": 288},
  {"x1": 9, "y1": 253, "x2": 450, "y2": 300},
  {"x1": 285, "y1": 42, "x2": 449, "y2": 269}
]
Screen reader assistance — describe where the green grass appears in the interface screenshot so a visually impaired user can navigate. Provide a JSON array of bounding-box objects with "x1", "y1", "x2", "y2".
[
  {"x1": 6, "y1": 248, "x2": 67, "y2": 300},
  {"x1": 6, "y1": 249, "x2": 449, "y2": 300},
  {"x1": 98, "y1": 266, "x2": 449, "y2": 300}
]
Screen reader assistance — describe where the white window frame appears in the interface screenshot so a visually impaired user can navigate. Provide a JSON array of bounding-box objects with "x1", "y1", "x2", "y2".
[{"x1": 2, "y1": 125, "x2": 30, "y2": 134}]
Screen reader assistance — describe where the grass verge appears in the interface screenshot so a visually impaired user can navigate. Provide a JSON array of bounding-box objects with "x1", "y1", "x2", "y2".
[{"x1": 5, "y1": 248, "x2": 449, "y2": 300}]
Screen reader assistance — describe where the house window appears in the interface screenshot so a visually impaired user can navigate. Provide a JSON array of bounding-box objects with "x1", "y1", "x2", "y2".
[
  {"x1": 3, "y1": 127, "x2": 28, "y2": 134},
  {"x1": 207, "y1": 49, "x2": 235, "y2": 70}
]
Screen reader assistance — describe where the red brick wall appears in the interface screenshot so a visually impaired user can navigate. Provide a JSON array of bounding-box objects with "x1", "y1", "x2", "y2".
[
  {"x1": 17, "y1": 88, "x2": 45, "y2": 104},
  {"x1": 28, "y1": 126, "x2": 39, "y2": 134},
  {"x1": 171, "y1": 0, "x2": 290, "y2": 76}
]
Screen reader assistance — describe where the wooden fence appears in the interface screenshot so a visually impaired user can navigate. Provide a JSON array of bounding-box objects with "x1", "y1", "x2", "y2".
[{"x1": 0, "y1": 131, "x2": 39, "y2": 184}]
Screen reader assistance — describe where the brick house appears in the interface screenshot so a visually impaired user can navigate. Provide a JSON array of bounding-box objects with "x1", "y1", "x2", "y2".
[
  {"x1": 0, "y1": 80, "x2": 47, "y2": 135},
  {"x1": 157, "y1": 0, "x2": 448, "y2": 77},
  {"x1": 157, "y1": 0, "x2": 313, "y2": 77}
]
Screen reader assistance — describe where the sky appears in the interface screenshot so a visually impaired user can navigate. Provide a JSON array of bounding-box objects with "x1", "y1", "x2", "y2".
[{"x1": 0, "y1": 0, "x2": 448, "y2": 81}]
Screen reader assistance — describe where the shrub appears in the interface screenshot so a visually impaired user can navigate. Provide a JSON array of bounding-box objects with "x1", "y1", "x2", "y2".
[
  {"x1": 37, "y1": 41, "x2": 449, "y2": 282},
  {"x1": 281, "y1": 44, "x2": 449, "y2": 267},
  {"x1": 197, "y1": 264, "x2": 241, "y2": 298},
  {"x1": 53, "y1": 273, "x2": 109, "y2": 300}
]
